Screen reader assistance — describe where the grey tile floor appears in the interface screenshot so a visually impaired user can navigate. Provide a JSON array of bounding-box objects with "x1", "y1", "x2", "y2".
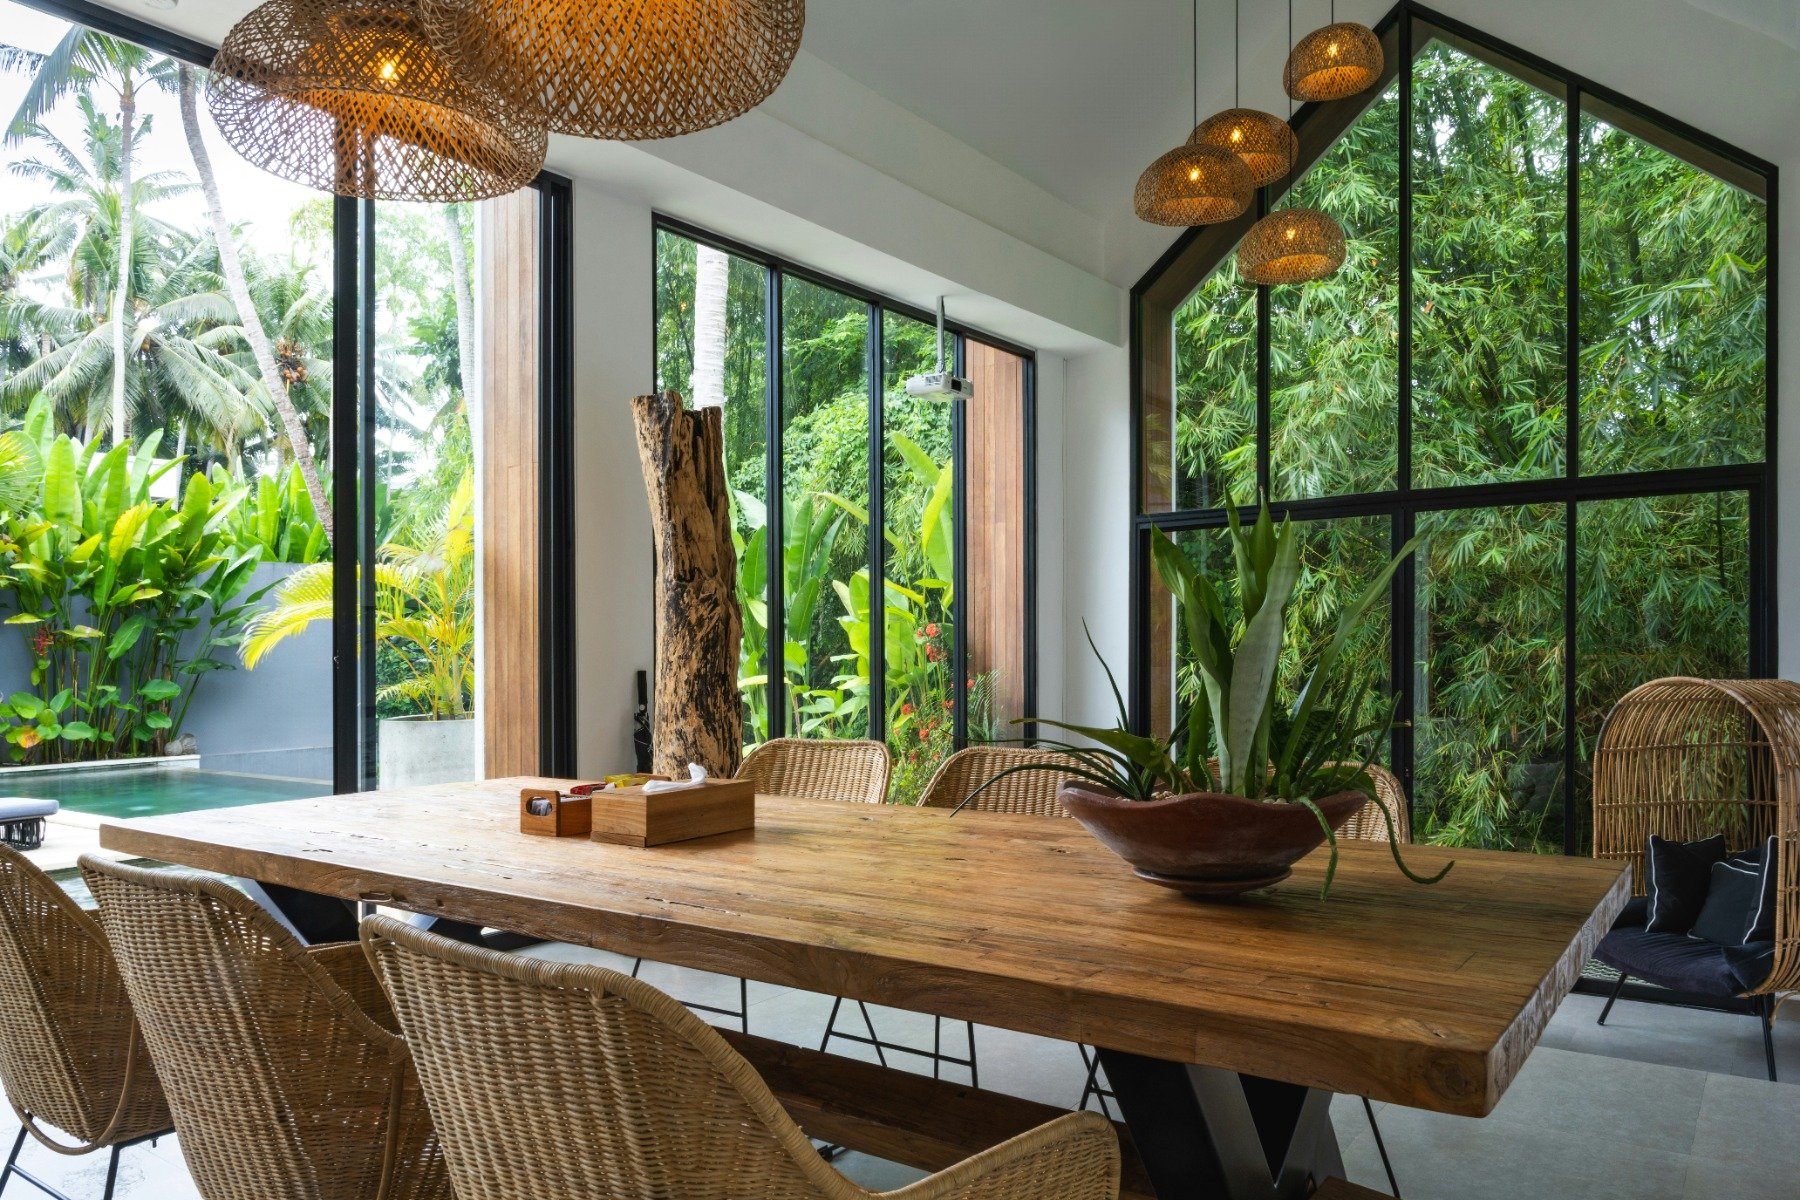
[{"x1": 4, "y1": 945, "x2": 1795, "y2": 1199}]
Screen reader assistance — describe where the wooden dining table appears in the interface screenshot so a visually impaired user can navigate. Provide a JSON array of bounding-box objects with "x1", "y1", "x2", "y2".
[{"x1": 99, "y1": 777, "x2": 1629, "y2": 1200}]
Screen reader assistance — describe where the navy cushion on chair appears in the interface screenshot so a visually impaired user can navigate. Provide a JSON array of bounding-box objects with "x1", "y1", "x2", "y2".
[
  {"x1": 1645, "y1": 834, "x2": 1727, "y2": 933},
  {"x1": 1722, "y1": 941, "x2": 1775, "y2": 993},
  {"x1": 1739, "y1": 836, "x2": 1778, "y2": 943},
  {"x1": 1692, "y1": 858, "x2": 1765, "y2": 945},
  {"x1": 1594, "y1": 927, "x2": 1745, "y2": 997}
]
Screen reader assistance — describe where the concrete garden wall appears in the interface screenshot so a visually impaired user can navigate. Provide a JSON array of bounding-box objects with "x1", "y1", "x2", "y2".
[{"x1": 0, "y1": 562, "x2": 332, "y2": 783}]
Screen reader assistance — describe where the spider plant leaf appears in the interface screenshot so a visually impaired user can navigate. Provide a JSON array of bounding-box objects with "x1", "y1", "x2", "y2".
[
  {"x1": 1029, "y1": 718, "x2": 1177, "y2": 777},
  {"x1": 950, "y1": 761, "x2": 1126, "y2": 813},
  {"x1": 1296, "y1": 796, "x2": 1339, "y2": 900},
  {"x1": 1082, "y1": 620, "x2": 1131, "y2": 732}
]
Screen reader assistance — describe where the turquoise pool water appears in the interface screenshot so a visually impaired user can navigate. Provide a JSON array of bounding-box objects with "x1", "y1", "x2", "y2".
[{"x1": 9, "y1": 767, "x2": 330, "y2": 820}]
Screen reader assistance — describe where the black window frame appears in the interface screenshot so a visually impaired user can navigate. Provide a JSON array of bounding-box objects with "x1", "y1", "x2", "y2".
[
  {"x1": 12, "y1": 0, "x2": 580, "y2": 789},
  {"x1": 1128, "y1": 0, "x2": 1779, "y2": 855},
  {"x1": 652, "y1": 215, "x2": 1039, "y2": 748}
]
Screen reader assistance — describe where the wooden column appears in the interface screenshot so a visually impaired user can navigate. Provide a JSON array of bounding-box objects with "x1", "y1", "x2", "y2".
[
  {"x1": 632, "y1": 391, "x2": 743, "y2": 777},
  {"x1": 964, "y1": 343, "x2": 1028, "y2": 725},
  {"x1": 478, "y1": 189, "x2": 540, "y2": 776}
]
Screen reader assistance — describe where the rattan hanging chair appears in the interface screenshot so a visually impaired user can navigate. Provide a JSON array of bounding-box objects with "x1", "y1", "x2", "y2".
[{"x1": 1592, "y1": 677, "x2": 1800, "y2": 998}]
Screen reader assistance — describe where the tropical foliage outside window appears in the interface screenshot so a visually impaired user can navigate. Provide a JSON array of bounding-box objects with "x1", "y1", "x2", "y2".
[
  {"x1": 0, "y1": 4, "x2": 488, "y2": 767},
  {"x1": 655, "y1": 229, "x2": 1030, "y2": 802},
  {"x1": 1142, "y1": 29, "x2": 1767, "y2": 854}
]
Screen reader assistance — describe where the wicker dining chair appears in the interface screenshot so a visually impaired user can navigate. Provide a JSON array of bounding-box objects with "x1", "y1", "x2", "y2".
[
  {"x1": 738, "y1": 738, "x2": 893, "y2": 805},
  {"x1": 1337, "y1": 763, "x2": 1411, "y2": 844},
  {"x1": 0, "y1": 847, "x2": 171, "y2": 1200},
  {"x1": 823, "y1": 747, "x2": 1084, "y2": 1090},
  {"x1": 917, "y1": 746, "x2": 1082, "y2": 816},
  {"x1": 362, "y1": 914, "x2": 1120, "y2": 1200},
  {"x1": 630, "y1": 738, "x2": 894, "y2": 1032},
  {"x1": 77, "y1": 856, "x2": 449, "y2": 1200}
]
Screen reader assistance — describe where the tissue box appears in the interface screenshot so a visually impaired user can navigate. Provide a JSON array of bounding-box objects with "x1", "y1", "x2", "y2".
[{"x1": 589, "y1": 778, "x2": 756, "y2": 848}]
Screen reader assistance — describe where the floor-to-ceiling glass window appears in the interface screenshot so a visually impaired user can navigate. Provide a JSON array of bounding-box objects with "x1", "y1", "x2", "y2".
[
  {"x1": 0, "y1": 0, "x2": 337, "y2": 813},
  {"x1": 654, "y1": 224, "x2": 1037, "y2": 801},
  {"x1": 0, "y1": 0, "x2": 571, "y2": 817},
  {"x1": 1134, "y1": 7, "x2": 1772, "y2": 856}
]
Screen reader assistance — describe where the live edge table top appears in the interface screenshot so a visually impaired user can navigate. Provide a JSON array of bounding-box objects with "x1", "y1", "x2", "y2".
[{"x1": 98, "y1": 776, "x2": 1629, "y2": 1118}]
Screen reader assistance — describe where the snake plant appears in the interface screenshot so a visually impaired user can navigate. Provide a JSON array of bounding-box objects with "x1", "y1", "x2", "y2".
[{"x1": 961, "y1": 497, "x2": 1451, "y2": 896}]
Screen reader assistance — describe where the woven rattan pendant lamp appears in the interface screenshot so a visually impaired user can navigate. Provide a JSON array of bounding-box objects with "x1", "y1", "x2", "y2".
[
  {"x1": 1191, "y1": 0, "x2": 1297, "y2": 187},
  {"x1": 209, "y1": 0, "x2": 547, "y2": 201},
  {"x1": 1284, "y1": 0, "x2": 1383, "y2": 102},
  {"x1": 416, "y1": 0, "x2": 806, "y2": 141},
  {"x1": 1134, "y1": 0, "x2": 1252, "y2": 226},
  {"x1": 1239, "y1": 0, "x2": 1346, "y2": 284},
  {"x1": 1238, "y1": 205, "x2": 1345, "y2": 284}
]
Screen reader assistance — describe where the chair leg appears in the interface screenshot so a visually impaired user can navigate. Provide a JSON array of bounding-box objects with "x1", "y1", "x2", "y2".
[
  {"x1": 1, "y1": 1126, "x2": 25, "y2": 1197},
  {"x1": 100, "y1": 1144, "x2": 123, "y2": 1200},
  {"x1": 1363, "y1": 1095, "x2": 1401, "y2": 1197},
  {"x1": 1760, "y1": 995, "x2": 1777, "y2": 1083},
  {"x1": 1598, "y1": 972, "x2": 1629, "y2": 1026}
]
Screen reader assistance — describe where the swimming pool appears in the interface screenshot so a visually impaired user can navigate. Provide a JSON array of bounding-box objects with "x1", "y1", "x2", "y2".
[{"x1": 8, "y1": 766, "x2": 330, "y2": 820}]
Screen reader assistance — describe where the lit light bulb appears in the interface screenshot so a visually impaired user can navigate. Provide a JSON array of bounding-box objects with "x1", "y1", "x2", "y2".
[
  {"x1": 1230, "y1": 127, "x2": 1243, "y2": 142},
  {"x1": 1189, "y1": 166, "x2": 1201, "y2": 181},
  {"x1": 1284, "y1": 226, "x2": 1297, "y2": 240},
  {"x1": 378, "y1": 58, "x2": 398, "y2": 81},
  {"x1": 1327, "y1": 42, "x2": 1340, "y2": 57}
]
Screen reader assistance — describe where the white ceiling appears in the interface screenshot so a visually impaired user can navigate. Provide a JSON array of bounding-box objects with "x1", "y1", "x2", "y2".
[
  {"x1": 80, "y1": 0, "x2": 1800, "y2": 324},
  {"x1": 798, "y1": 0, "x2": 1299, "y2": 222}
]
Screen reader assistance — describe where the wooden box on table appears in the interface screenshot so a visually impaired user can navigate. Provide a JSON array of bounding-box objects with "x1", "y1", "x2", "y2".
[{"x1": 589, "y1": 779, "x2": 756, "y2": 848}]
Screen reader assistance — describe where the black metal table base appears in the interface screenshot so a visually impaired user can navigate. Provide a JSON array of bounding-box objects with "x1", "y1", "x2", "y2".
[{"x1": 1098, "y1": 1049, "x2": 1344, "y2": 1200}]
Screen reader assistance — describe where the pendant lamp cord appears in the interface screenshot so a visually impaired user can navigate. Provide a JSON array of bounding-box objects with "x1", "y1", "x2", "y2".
[
  {"x1": 1191, "y1": 0, "x2": 1199, "y2": 129},
  {"x1": 1233, "y1": 0, "x2": 1239, "y2": 108}
]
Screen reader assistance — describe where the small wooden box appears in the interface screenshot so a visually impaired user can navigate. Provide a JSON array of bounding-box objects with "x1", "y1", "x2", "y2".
[
  {"x1": 519, "y1": 788, "x2": 594, "y2": 838},
  {"x1": 590, "y1": 778, "x2": 756, "y2": 848}
]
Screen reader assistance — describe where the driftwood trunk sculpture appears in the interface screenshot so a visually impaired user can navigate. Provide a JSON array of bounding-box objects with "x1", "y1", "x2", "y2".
[{"x1": 631, "y1": 391, "x2": 743, "y2": 777}]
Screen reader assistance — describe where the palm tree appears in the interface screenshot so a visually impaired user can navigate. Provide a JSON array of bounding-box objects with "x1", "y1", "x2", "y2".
[
  {"x1": 244, "y1": 472, "x2": 475, "y2": 717},
  {"x1": 2, "y1": 99, "x2": 205, "y2": 440},
  {"x1": 440, "y1": 203, "x2": 474, "y2": 409},
  {"x1": 0, "y1": 210, "x2": 68, "y2": 383},
  {"x1": 690, "y1": 243, "x2": 729, "y2": 406},
  {"x1": 3, "y1": 26, "x2": 178, "y2": 446},
  {"x1": 177, "y1": 65, "x2": 331, "y2": 540}
]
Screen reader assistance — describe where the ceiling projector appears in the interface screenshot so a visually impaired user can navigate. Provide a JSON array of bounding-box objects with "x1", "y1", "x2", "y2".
[
  {"x1": 904, "y1": 296, "x2": 974, "y2": 402},
  {"x1": 905, "y1": 371, "x2": 975, "y2": 401}
]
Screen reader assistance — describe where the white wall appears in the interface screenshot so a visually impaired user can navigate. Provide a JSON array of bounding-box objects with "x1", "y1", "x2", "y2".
[
  {"x1": 570, "y1": 184, "x2": 657, "y2": 776},
  {"x1": 1056, "y1": 336, "x2": 1133, "y2": 729}
]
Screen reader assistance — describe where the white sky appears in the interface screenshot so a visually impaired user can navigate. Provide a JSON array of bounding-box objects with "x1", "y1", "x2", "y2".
[{"x1": 0, "y1": 0, "x2": 322, "y2": 266}]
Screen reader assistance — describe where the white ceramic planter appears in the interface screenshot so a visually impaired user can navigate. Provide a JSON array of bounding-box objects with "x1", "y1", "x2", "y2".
[{"x1": 377, "y1": 715, "x2": 476, "y2": 788}]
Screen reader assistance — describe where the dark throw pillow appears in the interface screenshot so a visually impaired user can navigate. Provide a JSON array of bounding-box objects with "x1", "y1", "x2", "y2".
[
  {"x1": 1741, "y1": 836, "x2": 1778, "y2": 944},
  {"x1": 1645, "y1": 834, "x2": 1727, "y2": 934},
  {"x1": 1692, "y1": 859, "x2": 1762, "y2": 945}
]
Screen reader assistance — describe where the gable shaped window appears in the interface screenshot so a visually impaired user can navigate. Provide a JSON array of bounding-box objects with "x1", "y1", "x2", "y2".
[{"x1": 1132, "y1": 4, "x2": 1774, "y2": 855}]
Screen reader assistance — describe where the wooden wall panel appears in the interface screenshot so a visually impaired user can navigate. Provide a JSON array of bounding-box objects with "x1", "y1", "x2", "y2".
[
  {"x1": 478, "y1": 190, "x2": 540, "y2": 777},
  {"x1": 963, "y1": 343, "x2": 1027, "y2": 727}
]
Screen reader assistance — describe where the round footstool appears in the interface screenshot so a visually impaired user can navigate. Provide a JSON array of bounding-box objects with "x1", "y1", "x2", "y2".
[{"x1": 0, "y1": 798, "x2": 59, "y2": 851}]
